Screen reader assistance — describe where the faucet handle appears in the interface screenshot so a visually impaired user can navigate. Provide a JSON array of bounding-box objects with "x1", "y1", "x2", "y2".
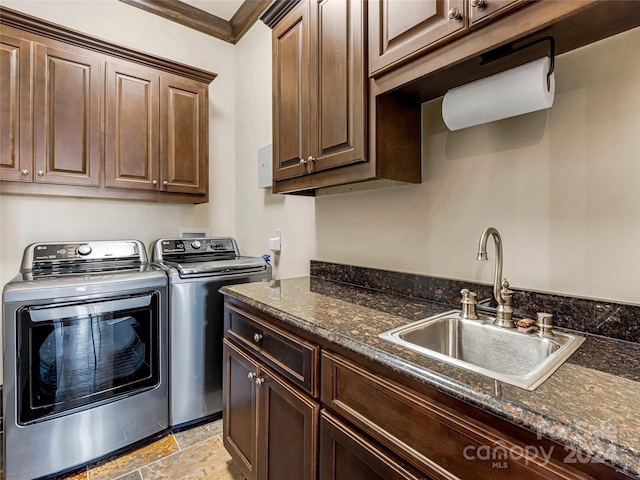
[
  {"x1": 500, "y1": 279, "x2": 513, "y2": 304},
  {"x1": 536, "y1": 312, "x2": 554, "y2": 337},
  {"x1": 460, "y1": 289, "x2": 478, "y2": 319}
]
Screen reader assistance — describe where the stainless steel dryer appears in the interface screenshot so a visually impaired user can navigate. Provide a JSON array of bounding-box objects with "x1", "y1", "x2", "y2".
[
  {"x1": 151, "y1": 237, "x2": 271, "y2": 429},
  {"x1": 2, "y1": 240, "x2": 168, "y2": 480}
]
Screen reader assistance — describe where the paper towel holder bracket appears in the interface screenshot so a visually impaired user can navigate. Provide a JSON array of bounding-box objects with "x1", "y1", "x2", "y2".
[{"x1": 480, "y1": 36, "x2": 555, "y2": 77}]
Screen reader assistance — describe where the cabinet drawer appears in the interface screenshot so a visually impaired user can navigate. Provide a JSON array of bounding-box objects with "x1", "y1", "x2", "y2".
[
  {"x1": 321, "y1": 352, "x2": 590, "y2": 480},
  {"x1": 320, "y1": 410, "x2": 429, "y2": 480},
  {"x1": 225, "y1": 304, "x2": 319, "y2": 397}
]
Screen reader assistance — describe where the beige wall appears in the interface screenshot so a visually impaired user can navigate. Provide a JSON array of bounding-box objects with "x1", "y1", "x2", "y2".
[
  {"x1": 234, "y1": 22, "x2": 316, "y2": 279},
  {"x1": 314, "y1": 28, "x2": 640, "y2": 304},
  {"x1": 233, "y1": 22, "x2": 640, "y2": 304}
]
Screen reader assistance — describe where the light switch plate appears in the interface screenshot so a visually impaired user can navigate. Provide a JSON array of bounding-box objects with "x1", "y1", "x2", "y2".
[{"x1": 258, "y1": 144, "x2": 272, "y2": 189}]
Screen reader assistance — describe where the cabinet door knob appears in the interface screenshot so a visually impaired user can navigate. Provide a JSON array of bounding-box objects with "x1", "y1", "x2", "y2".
[
  {"x1": 247, "y1": 372, "x2": 257, "y2": 382},
  {"x1": 471, "y1": 0, "x2": 486, "y2": 7},
  {"x1": 448, "y1": 7, "x2": 463, "y2": 20},
  {"x1": 307, "y1": 156, "x2": 315, "y2": 163},
  {"x1": 37, "y1": 170, "x2": 44, "y2": 177},
  {"x1": 152, "y1": 180, "x2": 158, "y2": 186},
  {"x1": 299, "y1": 158, "x2": 307, "y2": 166},
  {"x1": 162, "y1": 180, "x2": 168, "y2": 186},
  {"x1": 253, "y1": 333, "x2": 263, "y2": 343},
  {"x1": 255, "y1": 377, "x2": 265, "y2": 386},
  {"x1": 21, "y1": 169, "x2": 29, "y2": 176}
]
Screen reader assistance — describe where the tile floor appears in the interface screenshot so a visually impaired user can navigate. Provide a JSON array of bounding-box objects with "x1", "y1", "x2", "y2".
[{"x1": 0, "y1": 419, "x2": 246, "y2": 480}]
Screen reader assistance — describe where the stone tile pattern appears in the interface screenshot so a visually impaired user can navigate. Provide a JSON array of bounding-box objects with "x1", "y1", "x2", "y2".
[
  {"x1": 32, "y1": 420, "x2": 244, "y2": 480},
  {"x1": 221, "y1": 275, "x2": 640, "y2": 477},
  {"x1": 310, "y1": 260, "x2": 640, "y2": 343}
]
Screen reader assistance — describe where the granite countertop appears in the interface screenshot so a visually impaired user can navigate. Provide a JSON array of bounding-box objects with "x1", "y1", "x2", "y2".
[{"x1": 221, "y1": 276, "x2": 640, "y2": 478}]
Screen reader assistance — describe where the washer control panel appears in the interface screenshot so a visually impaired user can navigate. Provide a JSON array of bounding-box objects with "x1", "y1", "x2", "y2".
[
  {"x1": 154, "y1": 237, "x2": 239, "y2": 260},
  {"x1": 21, "y1": 240, "x2": 147, "y2": 276},
  {"x1": 31, "y1": 241, "x2": 140, "y2": 262}
]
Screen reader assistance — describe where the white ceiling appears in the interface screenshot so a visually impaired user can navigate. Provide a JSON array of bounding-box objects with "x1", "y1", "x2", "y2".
[{"x1": 180, "y1": 0, "x2": 244, "y2": 21}]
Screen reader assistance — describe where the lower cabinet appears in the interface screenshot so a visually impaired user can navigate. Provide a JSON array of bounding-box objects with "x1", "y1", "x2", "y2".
[
  {"x1": 223, "y1": 339, "x2": 258, "y2": 479},
  {"x1": 319, "y1": 411, "x2": 429, "y2": 480},
  {"x1": 222, "y1": 297, "x2": 620, "y2": 480},
  {"x1": 223, "y1": 338, "x2": 319, "y2": 480}
]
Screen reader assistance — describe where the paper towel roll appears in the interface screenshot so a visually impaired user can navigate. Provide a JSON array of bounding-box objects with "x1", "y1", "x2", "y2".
[{"x1": 442, "y1": 56, "x2": 555, "y2": 131}]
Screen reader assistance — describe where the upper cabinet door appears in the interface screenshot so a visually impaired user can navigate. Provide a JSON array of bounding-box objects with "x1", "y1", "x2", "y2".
[
  {"x1": 105, "y1": 61, "x2": 160, "y2": 191},
  {"x1": 311, "y1": 0, "x2": 366, "y2": 173},
  {"x1": 368, "y1": 0, "x2": 467, "y2": 76},
  {"x1": 272, "y1": 0, "x2": 367, "y2": 186},
  {"x1": 33, "y1": 43, "x2": 101, "y2": 186},
  {"x1": 160, "y1": 75, "x2": 208, "y2": 196},
  {"x1": 0, "y1": 34, "x2": 32, "y2": 183},
  {"x1": 272, "y1": 0, "x2": 310, "y2": 181}
]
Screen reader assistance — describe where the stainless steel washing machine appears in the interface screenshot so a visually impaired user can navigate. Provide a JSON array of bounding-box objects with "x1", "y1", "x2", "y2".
[
  {"x1": 151, "y1": 237, "x2": 271, "y2": 429},
  {"x1": 2, "y1": 240, "x2": 168, "y2": 480}
]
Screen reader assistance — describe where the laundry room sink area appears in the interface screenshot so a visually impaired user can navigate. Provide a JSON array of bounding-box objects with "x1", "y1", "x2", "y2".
[{"x1": 379, "y1": 310, "x2": 585, "y2": 390}]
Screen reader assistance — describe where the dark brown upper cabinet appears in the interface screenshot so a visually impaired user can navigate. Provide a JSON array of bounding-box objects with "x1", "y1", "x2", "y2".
[
  {"x1": 368, "y1": 0, "x2": 531, "y2": 77},
  {"x1": 267, "y1": 0, "x2": 420, "y2": 195},
  {"x1": 1, "y1": 34, "x2": 102, "y2": 187},
  {"x1": 105, "y1": 61, "x2": 160, "y2": 192},
  {"x1": 369, "y1": 1, "x2": 640, "y2": 103},
  {"x1": 272, "y1": 0, "x2": 367, "y2": 189},
  {"x1": 272, "y1": 1, "x2": 309, "y2": 182},
  {"x1": 0, "y1": 7, "x2": 215, "y2": 204},
  {"x1": 265, "y1": 0, "x2": 640, "y2": 196},
  {"x1": 32, "y1": 43, "x2": 101, "y2": 187},
  {"x1": 0, "y1": 33, "x2": 32, "y2": 183},
  {"x1": 160, "y1": 75, "x2": 208, "y2": 196},
  {"x1": 105, "y1": 62, "x2": 208, "y2": 196},
  {"x1": 368, "y1": 0, "x2": 467, "y2": 77}
]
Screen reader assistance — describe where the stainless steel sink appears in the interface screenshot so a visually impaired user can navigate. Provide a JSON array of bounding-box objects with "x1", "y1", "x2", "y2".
[{"x1": 379, "y1": 310, "x2": 585, "y2": 390}]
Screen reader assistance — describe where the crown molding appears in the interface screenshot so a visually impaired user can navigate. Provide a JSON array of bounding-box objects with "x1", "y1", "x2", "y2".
[
  {"x1": 118, "y1": 0, "x2": 271, "y2": 44},
  {"x1": 260, "y1": 0, "x2": 300, "y2": 29},
  {"x1": 0, "y1": 6, "x2": 217, "y2": 83}
]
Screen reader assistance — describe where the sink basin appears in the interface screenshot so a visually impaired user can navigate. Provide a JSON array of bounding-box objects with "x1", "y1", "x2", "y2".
[{"x1": 379, "y1": 310, "x2": 585, "y2": 390}]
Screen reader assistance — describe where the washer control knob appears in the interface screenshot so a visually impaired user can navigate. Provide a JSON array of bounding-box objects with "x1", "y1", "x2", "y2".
[
  {"x1": 191, "y1": 240, "x2": 202, "y2": 249},
  {"x1": 77, "y1": 244, "x2": 92, "y2": 256}
]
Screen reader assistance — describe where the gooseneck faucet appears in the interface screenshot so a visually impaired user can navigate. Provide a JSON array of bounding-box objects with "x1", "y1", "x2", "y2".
[{"x1": 477, "y1": 227, "x2": 515, "y2": 328}]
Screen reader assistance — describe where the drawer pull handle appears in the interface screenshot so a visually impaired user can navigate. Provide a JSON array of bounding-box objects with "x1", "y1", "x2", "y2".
[
  {"x1": 253, "y1": 333, "x2": 263, "y2": 343},
  {"x1": 255, "y1": 377, "x2": 265, "y2": 386},
  {"x1": 247, "y1": 372, "x2": 257, "y2": 382}
]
